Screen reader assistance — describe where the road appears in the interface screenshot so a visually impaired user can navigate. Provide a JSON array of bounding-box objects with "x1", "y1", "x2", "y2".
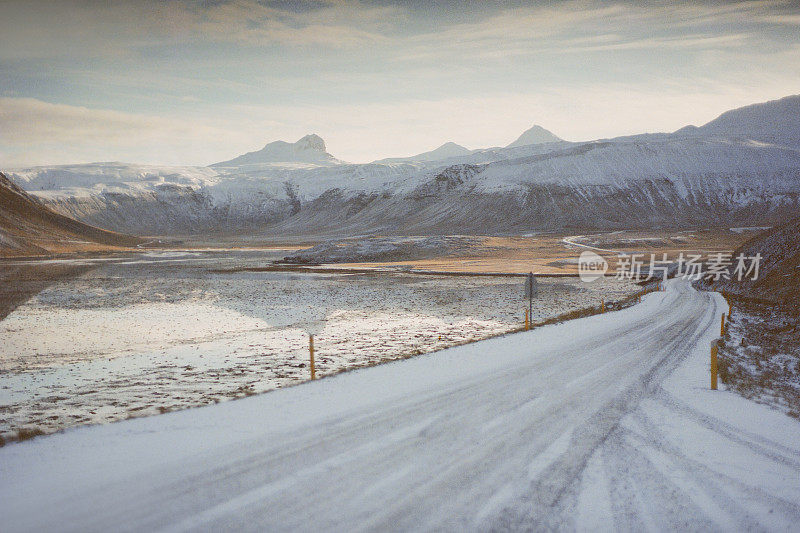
[
  {"x1": 2, "y1": 279, "x2": 799, "y2": 531},
  {"x1": 561, "y1": 233, "x2": 623, "y2": 254}
]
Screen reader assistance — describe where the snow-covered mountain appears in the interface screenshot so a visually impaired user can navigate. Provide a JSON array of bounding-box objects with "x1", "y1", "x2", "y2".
[
  {"x1": 5, "y1": 96, "x2": 800, "y2": 237},
  {"x1": 211, "y1": 134, "x2": 342, "y2": 167},
  {"x1": 506, "y1": 125, "x2": 562, "y2": 147}
]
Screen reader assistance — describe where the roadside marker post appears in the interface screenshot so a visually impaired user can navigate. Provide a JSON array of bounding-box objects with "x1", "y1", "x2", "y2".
[
  {"x1": 710, "y1": 340, "x2": 718, "y2": 390},
  {"x1": 309, "y1": 335, "x2": 316, "y2": 380},
  {"x1": 524, "y1": 272, "x2": 536, "y2": 330},
  {"x1": 601, "y1": 298, "x2": 605, "y2": 313},
  {"x1": 720, "y1": 313, "x2": 726, "y2": 336}
]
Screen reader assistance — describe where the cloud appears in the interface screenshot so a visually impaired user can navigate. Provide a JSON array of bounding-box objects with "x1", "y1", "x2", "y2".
[
  {"x1": 184, "y1": 0, "x2": 394, "y2": 47},
  {"x1": 388, "y1": 0, "x2": 796, "y2": 64},
  {"x1": 0, "y1": 97, "x2": 256, "y2": 167},
  {"x1": 0, "y1": 0, "x2": 398, "y2": 60},
  {"x1": 1, "y1": 98, "x2": 177, "y2": 144},
  {"x1": 1, "y1": 1, "x2": 799, "y2": 167}
]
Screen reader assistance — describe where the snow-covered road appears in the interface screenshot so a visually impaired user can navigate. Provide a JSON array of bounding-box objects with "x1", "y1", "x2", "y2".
[{"x1": 2, "y1": 279, "x2": 799, "y2": 531}]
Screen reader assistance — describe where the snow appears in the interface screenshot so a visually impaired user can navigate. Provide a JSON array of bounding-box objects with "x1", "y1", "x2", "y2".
[
  {"x1": 8, "y1": 162, "x2": 220, "y2": 198},
  {"x1": 2, "y1": 279, "x2": 798, "y2": 531},
  {"x1": 474, "y1": 136, "x2": 800, "y2": 193},
  {"x1": 730, "y1": 226, "x2": 772, "y2": 233},
  {"x1": 562, "y1": 234, "x2": 624, "y2": 254}
]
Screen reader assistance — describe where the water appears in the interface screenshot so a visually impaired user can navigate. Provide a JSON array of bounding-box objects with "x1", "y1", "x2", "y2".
[{"x1": 0, "y1": 250, "x2": 638, "y2": 441}]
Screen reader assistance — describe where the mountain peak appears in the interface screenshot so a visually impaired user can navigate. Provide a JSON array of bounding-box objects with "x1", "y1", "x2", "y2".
[
  {"x1": 426, "y1": 142, "x2": 471, "y2": 158},
  {"x1": 293, "y1": 134, "x2": 326, "y2": 152},
  {"x1": 372, "y1": 141, "x2": 472, "y2": 164},
  {"x1": 213, "y1": 133, "x2": 340, "y2": 167},
  {"x1": 506, "y1": 125, "x2": 563, "y2": 148}
]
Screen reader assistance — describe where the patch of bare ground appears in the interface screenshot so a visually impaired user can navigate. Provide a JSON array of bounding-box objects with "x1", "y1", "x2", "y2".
[
  {"x1": 702, "y1": 215, "x2": 800, "y2": 418},
  {"x1": 718, "y1": 296, "x2": 800, "y2": 418}
]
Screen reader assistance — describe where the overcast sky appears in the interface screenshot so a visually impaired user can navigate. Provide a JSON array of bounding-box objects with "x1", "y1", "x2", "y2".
[{"x1": 1, "y1": 0, "x2": 799, "y2": 167}]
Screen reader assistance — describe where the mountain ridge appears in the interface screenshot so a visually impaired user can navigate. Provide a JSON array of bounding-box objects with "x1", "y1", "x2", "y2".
[{"x1": 7, "y1": 94, "x2": 800, "y2": 237}]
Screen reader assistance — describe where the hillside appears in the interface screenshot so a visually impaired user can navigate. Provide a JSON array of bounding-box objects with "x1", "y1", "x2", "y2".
[
  {"x1": 701, "y1": 215, "x2": 800, "y2": 303},
  {"x1": 0, "y1": 172, "x2": 143, "y2": 256}
]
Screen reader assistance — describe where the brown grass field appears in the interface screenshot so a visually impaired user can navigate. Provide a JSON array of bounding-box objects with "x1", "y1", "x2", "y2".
[{"x1": 318, "y1": 229, "x2": 754, "y2": 275}]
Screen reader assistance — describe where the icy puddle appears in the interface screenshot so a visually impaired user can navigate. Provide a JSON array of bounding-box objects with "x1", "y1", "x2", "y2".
[{"x1": 0, "y1": 250, "x2": 638, "y2": 440}]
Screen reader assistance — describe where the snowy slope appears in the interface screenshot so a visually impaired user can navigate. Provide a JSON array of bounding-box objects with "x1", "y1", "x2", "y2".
[
  {"x1": 268, "y1": 136, "x2": 800, "y2": 236},
  {"x1": 2, "y1": 279, "x2": 798, "y2": 531},
  {"x1": 7, "y1": 161, "x2": 428, "y2": 234},
  {"x1": 475, "y1": 136, "x2": 800, "y2": 190},
  {"x1": 689, "y1": 94, "x2": 800, "y2": 149},
  {"x1": 9, "y1": 162, "x2": 220, "y2": 198}
]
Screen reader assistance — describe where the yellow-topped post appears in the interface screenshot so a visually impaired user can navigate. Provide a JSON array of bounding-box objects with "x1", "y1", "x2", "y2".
[
  {"x1": 309, "y1": 334, "x2": 316, "y2": 380},
  {"x1": 710, "y1": 341, "x2": 718, "y2": 390}
]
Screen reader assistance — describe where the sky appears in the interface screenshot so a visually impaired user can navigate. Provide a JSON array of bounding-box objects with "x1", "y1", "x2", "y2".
[{"x1": 1, "y1": 0, "x2": 799, "y2": 167}]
